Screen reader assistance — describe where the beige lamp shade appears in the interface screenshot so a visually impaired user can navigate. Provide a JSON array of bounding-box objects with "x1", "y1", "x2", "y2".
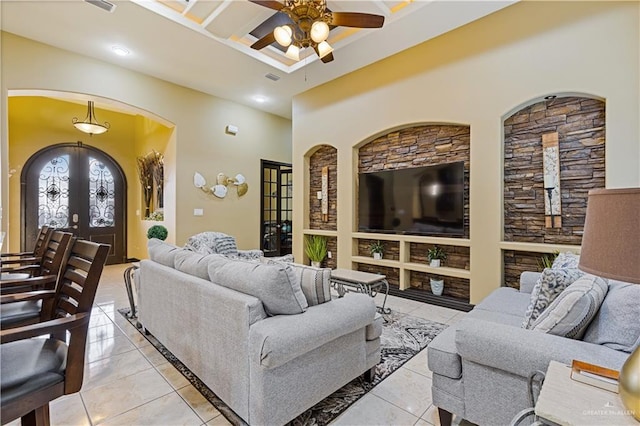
[{"x1": 578, "y1": 188, "x2": 640, "y2": 283}]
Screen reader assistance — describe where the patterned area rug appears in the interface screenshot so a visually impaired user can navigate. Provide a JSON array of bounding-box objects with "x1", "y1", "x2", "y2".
[{"x1": 118, "y1": 308, "x2": 447, "y2": 426}]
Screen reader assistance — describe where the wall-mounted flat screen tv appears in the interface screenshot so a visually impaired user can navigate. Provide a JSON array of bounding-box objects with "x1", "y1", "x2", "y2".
[{"x1": 358, "y1": 161, "x2": 465, "y2": 236}]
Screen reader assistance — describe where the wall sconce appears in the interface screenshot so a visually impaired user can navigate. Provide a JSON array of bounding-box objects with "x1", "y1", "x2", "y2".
[{"x1": 194, "y1": 172, "x2": 248, "y2": 198}]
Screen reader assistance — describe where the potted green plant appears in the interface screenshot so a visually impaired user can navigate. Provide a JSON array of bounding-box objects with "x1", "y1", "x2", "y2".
[
  {"x1": 304, "y1": 235, "x2": 327, "y2": 268},
  {"x1": 147, "y1": 224, "x2": 168, "y2": 241},
  {"x1": 427, "y1": 245, "x2": 447, "y2": 267},
  {"x1": 369, "y1": 240, "x2": 384, "y2": 260},
  {"x1": 537, "y1": 251, "x2": 559, "y2": 271}
]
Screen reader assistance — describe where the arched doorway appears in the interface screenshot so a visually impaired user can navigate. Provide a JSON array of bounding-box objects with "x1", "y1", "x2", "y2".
[{"x1": 21, "y1": 142, "x2": 127, "y2": 264}]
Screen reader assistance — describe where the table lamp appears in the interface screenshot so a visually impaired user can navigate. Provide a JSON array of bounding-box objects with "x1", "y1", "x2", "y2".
[{"x1": 578, "y1": 187, "x2": 640, "y2": 420}]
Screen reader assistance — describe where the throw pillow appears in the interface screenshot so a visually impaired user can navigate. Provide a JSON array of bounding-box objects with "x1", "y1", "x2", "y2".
[
  {"x1": 552, "y1": 252, "x2": 580, "y2": 269},
  {"x1": 209, "y1": 259, "x2": 308, "y2": 316},
  {"x1": 531, "y1": 274, "x2": 608, "y2": 339},
  {"x1": 270, "y1": 261, "x2": 332, "y2": 306},
  {"x1": 522, "y1": 268, "x2": 585, "y2": 329},
  {"x1": 148, "y1": 238, "x2": 181, "y2": 268},
  {"x1": 582, "y1": 280, "x2": 640, "y2": 353},
  {"x1": 174, "y1": 250, "x2": 227, "y2": 281},
  {"x1": 184, "y1": 232, "x2": 238, "y2": 256}
]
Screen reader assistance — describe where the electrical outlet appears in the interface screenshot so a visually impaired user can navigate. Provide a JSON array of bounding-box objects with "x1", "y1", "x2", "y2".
[
  {"x1": 194, "y1": 208, "x2": 204, "y2": 216},
  {"x1": 327, "y1": 251, "x2": 332, "y2": 259}
]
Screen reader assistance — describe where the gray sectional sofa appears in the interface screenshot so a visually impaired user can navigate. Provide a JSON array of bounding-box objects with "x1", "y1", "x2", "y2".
[
  {"x1": 428, "y1": 268, "x2": 639, "y2": 425},
  {"x1": 137, "y1": 239, "x2": 381, "y2": 426}
]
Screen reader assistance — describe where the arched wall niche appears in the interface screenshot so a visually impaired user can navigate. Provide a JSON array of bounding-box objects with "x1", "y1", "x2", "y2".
[
  {"x1": 502, "y1": 93, "x2": 606, "y2": 288},
  {"x1": 354, "y1": 122, "x2": 472, "y2": 301},
  {"x1": 304, "y1": 143, "x2": 338, "y2": 269}
]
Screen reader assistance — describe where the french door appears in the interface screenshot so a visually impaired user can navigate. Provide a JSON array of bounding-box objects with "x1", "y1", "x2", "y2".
[
  {"x1": 260, "y1": 160, "x2": 292, "y2": 257},
  {"x1": 21, "y1": 142, "x2": 126, "y2": 264}
]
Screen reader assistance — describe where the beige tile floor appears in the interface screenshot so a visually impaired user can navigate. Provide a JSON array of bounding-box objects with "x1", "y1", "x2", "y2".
[{"x1": 7, "y1": 263, "x2": 467, "y2": 426}]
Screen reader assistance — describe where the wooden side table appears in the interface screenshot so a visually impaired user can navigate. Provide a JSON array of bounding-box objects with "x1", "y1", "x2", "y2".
[{"x1": 535, "y1": 361, "x2": 636, "y2": 425}]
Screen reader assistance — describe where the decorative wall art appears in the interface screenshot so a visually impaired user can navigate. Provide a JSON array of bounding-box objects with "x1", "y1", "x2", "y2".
[
  {"x1": 542, "y1": 132, "x2": 562, "y2": 228},
  {"x1": 321, "y1": 166, "x2": 329, "y2": 221},
  {"x1": 137, "y1": 150, "x2": 164, "y2": 220},
  {"x1": 194, "y1": 172, "x2": 248, "y2": 199}
]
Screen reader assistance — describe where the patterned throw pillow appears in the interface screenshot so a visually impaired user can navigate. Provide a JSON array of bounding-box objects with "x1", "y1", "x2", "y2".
[
  {"x1": 270, "y1": 262, "x2": 332, "y2": 306},
  {"x1": 522, "y1": 268, "x2": 585, "y2": 329},
  {"x1": 531, "y1": 274, "x2": 608, "y2": 339},
  {"x1": 184, "y1": 232, "x2": 238, "y2": 256},
  {"x1": 552, "y1": 252, "x2": 580, "y2": 269}
]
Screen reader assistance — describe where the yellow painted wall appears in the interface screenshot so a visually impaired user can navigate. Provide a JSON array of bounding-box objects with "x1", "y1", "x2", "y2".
[
  {"x1": 292, "y1": 1, "x2": 640, "y2": 304},
  {"x1": 6, "y1": 96, "x2": 172, "y2": 259},
  {"x1": 1, "y1": 32, "x2": 292, "y2": 253}
]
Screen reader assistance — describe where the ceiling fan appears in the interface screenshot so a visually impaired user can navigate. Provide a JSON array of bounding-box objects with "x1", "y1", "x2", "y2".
[{"x1": 249, "y1": 0, "x2": 385, "y2": 64}]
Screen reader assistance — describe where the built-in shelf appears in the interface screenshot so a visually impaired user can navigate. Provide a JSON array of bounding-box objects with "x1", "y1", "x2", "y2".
[
  {"x1": 353, "y1": 232, "x2": 470, "y2": 247},
  {"x1": 351, "y1": 256, "x2": 400, "y2": 268},
  {"x1": 388, "y1": 285, "x2": 473, "y2": 312},
  {"x1": 303, "y1": 229, "x2": 338, "y2": 237},
  {"x1": 499, "y1": 241, "x2": 580, "y2": 254},
  {"x1": 403, "y1": 262, "x2": 470, "y2": 279}
]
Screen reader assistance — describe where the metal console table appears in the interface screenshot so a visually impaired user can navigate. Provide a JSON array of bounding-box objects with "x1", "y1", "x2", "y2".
[{"x1": 330, "y1": 268, "x2": 390, "y2": 314}]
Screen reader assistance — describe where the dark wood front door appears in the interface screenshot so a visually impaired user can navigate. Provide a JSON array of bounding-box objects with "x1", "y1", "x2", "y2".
[
  {"x1": 21, "y1": 142, "x2": 127, "y2": 264},
  {"x1": 260, "y1": 160, "x2": 292, "y2": 257}
]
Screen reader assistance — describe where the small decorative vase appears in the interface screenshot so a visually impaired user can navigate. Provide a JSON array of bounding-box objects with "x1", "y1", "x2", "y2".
[
  {"x1": 311, "y1": 261, "x2": 321, "y2": 268},
  {"x1": 373, "y1": 253, "x2": 383, "y2": 260},
  {"x1": 430, "y1": 259, "x2": 441, "y2": 268},
  {"x1": 430, "y1": 279, "x2": 444, "y2": 296}
]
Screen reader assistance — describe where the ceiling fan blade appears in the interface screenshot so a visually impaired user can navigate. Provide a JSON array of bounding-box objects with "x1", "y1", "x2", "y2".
[
  {"x1": 249, "y1": 0, "x2": 285, "y2": 11},
  {"x1": 251, "y1": 32, "x2": 276, "y2": 50},
  {"x1": 331, "y1": 12, "x2": 384, "y2": 28}
]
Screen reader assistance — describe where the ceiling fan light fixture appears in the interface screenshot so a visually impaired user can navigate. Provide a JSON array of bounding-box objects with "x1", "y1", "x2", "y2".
[
  {"x1": 310, "y1": 20, "x2": 330, "y2": 43},
  {"x1": 72, "y1": 101, "x2": 110, "y2": 136},
  {"x1": 285, "y1": 44, "x2": 300, "y2": 61},
  {"x1": 317, "y1": 40, "x2": 333, "y2": 58},
  {"x1": 274, "y1": 25, "x2": 293, "y2": 47}
]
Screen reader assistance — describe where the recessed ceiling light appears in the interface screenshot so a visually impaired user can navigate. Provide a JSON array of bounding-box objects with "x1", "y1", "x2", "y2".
[
  {"x1": 111, "y1": 46, "x2": 130, "y2": 56},
  {"x1": 253, "y1": 96, "x2": 267, "y2": 104}
]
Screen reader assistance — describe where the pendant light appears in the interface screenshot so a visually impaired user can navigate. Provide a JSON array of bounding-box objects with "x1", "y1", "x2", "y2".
[{"x1": 72, "y1": 101, "x2": 110, "y2": 135}]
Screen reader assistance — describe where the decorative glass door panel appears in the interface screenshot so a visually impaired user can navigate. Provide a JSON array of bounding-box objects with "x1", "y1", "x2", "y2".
[
  {"x1": 260, "y1": 160, "x2": 292, "y2": 257},
  {"x1": 23, "y1": 143, "x2": 126, "y2": 264}
]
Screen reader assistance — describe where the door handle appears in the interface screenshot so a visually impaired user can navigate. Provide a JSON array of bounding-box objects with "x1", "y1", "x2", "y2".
[{"x1": 72, "y1": 213, "x2": 79, "y2": 223}]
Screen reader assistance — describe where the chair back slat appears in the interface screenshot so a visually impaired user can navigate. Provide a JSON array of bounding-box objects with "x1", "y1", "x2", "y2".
[
  {"x1": 32, "y1": 226, "x2": 52, "y2": 258},
  {"x1": 39, "y1": 232, "x2": 73, "y2": 279},
  {"x1": 53, "y1": 240, "x2": 109, "y2": 318}
]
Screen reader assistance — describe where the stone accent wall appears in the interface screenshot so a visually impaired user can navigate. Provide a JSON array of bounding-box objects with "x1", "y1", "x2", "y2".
[
  {"x1": 356, "y1": 264, "x2": 399, "y2": 288},
  {"x1": 358, "y1": 125, "x2": 470, "y2": 238},
  {"x1": 503, "y1": 97, "x2": 605, "y2": 245},
  {"x1": 309, "y1": 145, "x2": 337, "y2": 231},
  {"x1": 357, "y1": 239, "x2": 400, "y2": 261},
  {"x1": 409, "y1": 243, "x2": 470, "y2": 270},
  {"x1": 325, "y1": 237, "x2": 337, "y2": 270},
  {"x1": 503, "y1": 250, "x2": 544, "y2": 289},
  {"x1": 409, "y1": 271, "x2": 469, "y2": 302}
]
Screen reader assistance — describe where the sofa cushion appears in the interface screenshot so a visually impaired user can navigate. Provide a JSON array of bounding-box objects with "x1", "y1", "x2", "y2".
[
  {"x1": 148, "y1": 238, "x2": 181, "y2": 268},
  {"x1": 174, "y1": 250, "x2": 227, "y2": 280},
  {"x1": 475, "y1": 287, "x2": 530, "y2": 317},
  {"x1": 522, "y1": 268, "x2": 585, "y2": 328},
  {"x1": 582, "y1": 280, "x2": 640, "y2": 353},
  {"x1": 552, "y1": 252, "x2": 580, "y2": 269},
  {"x1": 184, "y1": 232, "x2": 238, "y2": 256},
  {"x1": 530, "y1": 274, "x2": 608, "y2": 339},
  {"x1": 209, "y1": 259, "x2": 308, "y2": 316},
  {"x1": 428, "y1": 323, "x2": 462, "y2": 379},
  {"x1": 271, "y1": 262, "x2": 331, "y2": 306}
]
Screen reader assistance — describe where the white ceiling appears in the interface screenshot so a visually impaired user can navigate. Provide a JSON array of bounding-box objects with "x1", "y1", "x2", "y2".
[{"x1": 1, "y1": 0, "x2": 517, "y2": 119}]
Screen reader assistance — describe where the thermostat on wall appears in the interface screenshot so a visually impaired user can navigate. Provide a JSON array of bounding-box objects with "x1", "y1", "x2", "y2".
[{"x1": 225, "y1": 125, "x2": 239, "y2": 135}]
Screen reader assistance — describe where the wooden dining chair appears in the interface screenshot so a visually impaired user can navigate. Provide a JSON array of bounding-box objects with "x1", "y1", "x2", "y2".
[
  {"x1": 1, "y1": 231, "x2": 73, "y2": 288},
  {"x1": 0, "y1": 226, "x2": 52, "y2": 267},
  {"x1": 0, "y1": 239, "x2": 109, "y2": 426}
]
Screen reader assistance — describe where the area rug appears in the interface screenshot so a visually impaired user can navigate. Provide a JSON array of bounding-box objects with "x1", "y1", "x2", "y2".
[{"x1": 118, "y1": 308, "x2": 447, "y2": 426}]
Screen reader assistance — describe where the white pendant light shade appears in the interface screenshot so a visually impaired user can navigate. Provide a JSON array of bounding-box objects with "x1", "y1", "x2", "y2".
[
  {"x1": 310, "y1": 20, "x2": 330, "y2": 43},
  {"x1": 274, "y1": 25, "x2": 293, "y2": 47},
  {"x1": 285, "y1": 44, "x2": 300, "y2": 61},
  {"x1": 317, "y1": 41, "x2": 333, "y2": 58},
  {"x1": 72, "y1": 101, "x2": 110, "y2": 135}
]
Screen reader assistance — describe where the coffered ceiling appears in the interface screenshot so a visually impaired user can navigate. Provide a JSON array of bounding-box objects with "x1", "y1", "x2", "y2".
[{"x1": 1, "y1": 0, "x2": 517, "y2": 118}]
